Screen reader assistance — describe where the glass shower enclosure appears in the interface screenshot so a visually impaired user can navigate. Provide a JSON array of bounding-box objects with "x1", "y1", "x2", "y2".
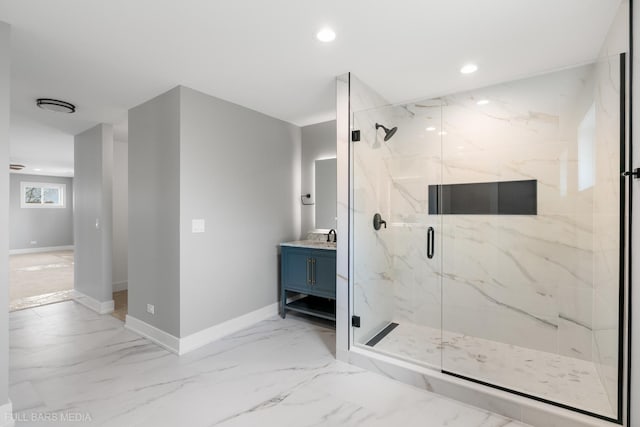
[{"x1": 350, "y1": 55, "x2": 626, "y2": 421}]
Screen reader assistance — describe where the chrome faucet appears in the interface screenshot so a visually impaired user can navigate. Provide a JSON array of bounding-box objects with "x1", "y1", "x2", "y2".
[{"x1": 327, "y1": 229, "x2": 337, "y2": 243}]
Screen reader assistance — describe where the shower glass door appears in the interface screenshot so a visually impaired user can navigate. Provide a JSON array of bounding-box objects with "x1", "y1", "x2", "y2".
[
  {"x1": 350, "y1": 54, "x2": 625, "y2": 421},
  {"x1": 438, "y1": 57, "x2": 623, "y2": 420},
  {"x1": 351, "y1": 99, "x2": 443, "y2": 370}
]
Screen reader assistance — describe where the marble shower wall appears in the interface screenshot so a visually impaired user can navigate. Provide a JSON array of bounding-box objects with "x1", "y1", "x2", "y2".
[
  {"x1": 590, "y1": 1, "x2": 628, "y2": 411},
  {"x1": 354, "y1": 62, "x2": 622, "y2": 360},
  {"x1": 350, "y1": 76, "x2": 397, "y2": 344},
  {"x1": 351, "y1": 63, "x2": 622, "y2": 408},
  {"x1": 383, "y1": 102, "x2": 443, "y2": 338},
  {"x1": 591, "y1": 54, "x2": 622, "y2": 413},
  {"x1": 437, "y1": 64, "x2": 602, "y2": 365},
  {"x1": 351, "y1": 78, "x2": 445, "y2": 349}
]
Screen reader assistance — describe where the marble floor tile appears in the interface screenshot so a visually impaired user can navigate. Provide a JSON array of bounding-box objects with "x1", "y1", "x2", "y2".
[
  {"x1": 369, "y1": 322, "x2": 614, "y2": 418},
  {"x1": 9, "y1": 301, "x2": 529, "y2": 427}
]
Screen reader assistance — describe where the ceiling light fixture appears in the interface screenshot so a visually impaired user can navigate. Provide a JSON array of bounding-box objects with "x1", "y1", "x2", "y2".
[
  {"x1": 9, "y1": 164, "x2": 25, "y2": 171},
  {"x1": 476, "y1": 99, "x2": 490, "y2": 105},
  {"x1": 36, "y1": 98, "x2": 76, "y2": 113},
  {"x1": 34, "y1": 168, "x2": 42, "y2": 171},
  {"x1": 425, "y1": 126, "x2": 436, "y2": 131},
  {"x1": 439, "y1": 131, "x2": 448, "y2": 136},
  {"x1": 316, "y1": 28, "x2": 336, "y2": 42},
  {"x1": 460, "y1": 63, "x2": 478, "y2": 74}
]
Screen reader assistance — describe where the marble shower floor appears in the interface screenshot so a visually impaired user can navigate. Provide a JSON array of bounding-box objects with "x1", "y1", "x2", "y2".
[
  {"x1": 370, "y1": 322, "x2": 614, "y2": 418},
  {"x1": 9, "y1": 301, "x2": 529, "y2": 427}
]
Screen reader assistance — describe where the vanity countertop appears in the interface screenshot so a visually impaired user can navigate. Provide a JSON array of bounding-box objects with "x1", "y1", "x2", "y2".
[{"x1": 280, "y1": 239, "x2": 336, "y2": 251}]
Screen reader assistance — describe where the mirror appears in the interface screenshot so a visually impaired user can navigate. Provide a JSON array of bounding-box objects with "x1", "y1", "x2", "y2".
[{"x1": 315, "y1": 158, "x2": 337, "y2": 229}]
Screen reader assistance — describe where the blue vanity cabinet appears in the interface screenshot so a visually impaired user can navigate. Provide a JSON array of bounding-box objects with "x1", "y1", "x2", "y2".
[
  {"x1": 280, "y1": 245, "x2": 336, "y2": 321},
  {"x1": 282, "y1": 249, "x2": 313, "y2": 293},
  {"x1": 309, "y1": 251, "x2": 336, "y2": 297}
]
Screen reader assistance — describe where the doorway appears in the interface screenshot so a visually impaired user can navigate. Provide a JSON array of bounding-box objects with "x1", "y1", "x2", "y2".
[{"x1": 8, "y1": 174, "x2": 74, "y2": 311}]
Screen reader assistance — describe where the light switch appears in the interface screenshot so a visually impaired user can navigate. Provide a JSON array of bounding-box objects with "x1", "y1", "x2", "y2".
[{"x1": 192, "y1": 219, "x2": 205, "y2": 233}]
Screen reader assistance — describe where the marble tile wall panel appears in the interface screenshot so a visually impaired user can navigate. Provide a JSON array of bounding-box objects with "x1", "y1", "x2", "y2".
[
  {"x1": 591, "y1": 53, "x2": 623, "y2": 412},
  {"x1": 433, "y1": 65, "x2": 600, "y2": 362},
  {"x1": 382, "y1": 104, "x2": 443, "y2": 336},
  {"x1": 350, "y1": 66, "x2": 593, "y2": 349},
  {"x1": 350, "y1": 77, "x2": 398, "y2": 343}
]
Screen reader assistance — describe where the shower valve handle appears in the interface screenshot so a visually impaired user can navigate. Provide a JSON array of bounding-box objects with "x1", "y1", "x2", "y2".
[{"x1": 373, "y1": 213, "x2": 387, "y2": 230}]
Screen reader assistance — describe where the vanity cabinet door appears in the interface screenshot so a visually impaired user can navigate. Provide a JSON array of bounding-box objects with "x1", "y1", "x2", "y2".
[
  {"x1": 310, "y1": 251, "x2": 336, "y2": 298},
  {"x1": 282, "y1": 248, "x2": 312, "y2": 293}
]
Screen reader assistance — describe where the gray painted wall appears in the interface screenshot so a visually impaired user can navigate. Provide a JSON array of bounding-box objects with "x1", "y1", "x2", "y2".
[
  {"x1": 112, "y1": 140, "x2": 128, "y2": 290},
  {"x1": 300, "y1": 120, "x2": 336, "y2": 236},
  {"x1": 74, "y1": 124, "x2": 113, "y2": 303},
  {"x1": 179, "y1": 86, "x2": 301, "y2": 337},
  {"x1": 128, "y1": 87, "x2": 181, "y2": 336},
  {"x1": 9, "y1": 173, "x2": 73, "y2": 250},
  {"x1": 0, "y1": 20, "x2": 10, "y2": 409}
]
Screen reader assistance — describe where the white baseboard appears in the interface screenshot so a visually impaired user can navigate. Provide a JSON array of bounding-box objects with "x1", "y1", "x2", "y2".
[
  {"x1": 125, "y1": 315, "x2": 180, "y2": 354},
  {"x1": 179, "y1": 302, "x2": 278, "y2": 354},
  {"x1": 125, "y1": 302, "x2": 278, "y2": 355},
  {"x1": 72, "y1": 290, "x2": 114, "y2": 314},
  {"x1": 9, "y1": 245, "x2": 74, "y2": 255},
  {"x1": 0, "y1": 400, "x2": 13, "y2": 427},
  {"x1": 112, "y1": 281, "x2": 128, "y2": 292}
]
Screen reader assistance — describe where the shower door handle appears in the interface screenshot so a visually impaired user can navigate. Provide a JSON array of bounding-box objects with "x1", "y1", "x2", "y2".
[{"x1": 427, "y1": 227, "x2": 435, "y2": 259}]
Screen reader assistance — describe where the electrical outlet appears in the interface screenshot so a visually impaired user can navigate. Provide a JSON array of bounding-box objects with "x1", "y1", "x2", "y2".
[
  {"x1": 146, "y1": 304, "x2": 155, "y2": 315},
  {"x1": 192, "y1": 219, "x2": 205, "y2": 233}
]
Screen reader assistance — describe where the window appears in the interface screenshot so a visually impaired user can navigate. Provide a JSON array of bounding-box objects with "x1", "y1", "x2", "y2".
[{"x1": 21, "y1": 182, "x2": 66, "y2": 208}]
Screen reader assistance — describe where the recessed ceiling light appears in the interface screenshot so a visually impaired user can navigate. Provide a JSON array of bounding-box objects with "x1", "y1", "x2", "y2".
[
  {"x1": 34, "y1": 168, "x2": 42, "y2": 171},
  {"x1": 460, "y1": 63, "x2": 478, "y2": 74},
  {"x1": 37, "y1": 98, "x2": 76, "y2": 113},
  {"x1": 316, "y1": 28, "x2": 336, "y2": 42},
  {"x1": 439, "y1": 131, "x2": 448, "y2": 136},
  {"x1": 476, "y1": 99, "x2": 490, "y2": 105},
  {"x1": 425, "y1": 126, "x2": 436, "y2": 131}
]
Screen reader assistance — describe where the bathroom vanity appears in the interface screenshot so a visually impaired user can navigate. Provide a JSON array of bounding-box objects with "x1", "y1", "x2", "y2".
[{"x1": 280, "y1": 240, "x2": 336, "y2": 321}]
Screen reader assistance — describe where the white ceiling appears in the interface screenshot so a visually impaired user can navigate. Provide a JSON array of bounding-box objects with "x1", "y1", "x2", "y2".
[{"x1": 0, "y1": 0, "x2": 623, "y2": 176}]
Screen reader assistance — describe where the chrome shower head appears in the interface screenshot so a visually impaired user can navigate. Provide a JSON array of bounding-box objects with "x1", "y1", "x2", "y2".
[{"x1": 375, "y1": 123, "x2": 398, "y2": 141}]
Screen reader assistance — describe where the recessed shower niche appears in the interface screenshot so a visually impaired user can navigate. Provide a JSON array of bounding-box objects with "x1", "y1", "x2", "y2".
[{"x1": 349, "y1": 53, "x2": 627, "y2": 422}]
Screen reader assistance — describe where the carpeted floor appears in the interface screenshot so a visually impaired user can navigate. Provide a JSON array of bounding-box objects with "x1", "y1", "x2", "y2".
[
  {"x1": 111, "y1": 290, "x2": 128, "y2": 321},
  {"x1": 9, "y1": 250, "x2": 74, "y2": 311},
  {"x1": 10, "y1": 249, "x2": 128, "y2": 318}
]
